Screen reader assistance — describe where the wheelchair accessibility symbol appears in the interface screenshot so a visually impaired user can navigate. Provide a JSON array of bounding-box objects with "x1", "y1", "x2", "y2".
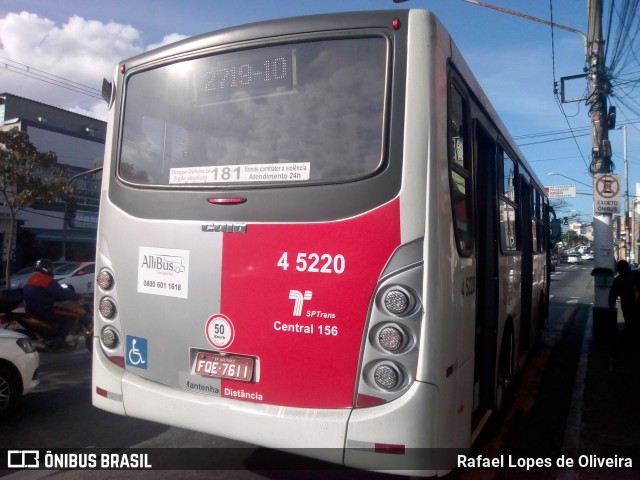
[{"x1": 126, "y1": 336, "x2": 148, "y2": 369}]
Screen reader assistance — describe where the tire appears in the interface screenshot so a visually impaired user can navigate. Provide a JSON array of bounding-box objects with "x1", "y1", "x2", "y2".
[
  {"x1": 0, "y1": 364, "x2": 19, "y2": 416},
  {"x1": 495, "y1": 331, "x2": 514, "y2": 413},
  {"x1": 82, "y1": 315, "x2": 93, "y2": 353}
]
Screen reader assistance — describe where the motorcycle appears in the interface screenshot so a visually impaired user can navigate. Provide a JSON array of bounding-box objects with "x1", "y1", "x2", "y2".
[{"x1": 0, "y1": 288, "x2": 94, "y2": 352}]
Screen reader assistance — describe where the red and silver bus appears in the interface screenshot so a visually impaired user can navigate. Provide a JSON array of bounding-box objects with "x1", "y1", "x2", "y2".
[{"x1": 93, "y1": 9, "x2": 552, "y2": 475}]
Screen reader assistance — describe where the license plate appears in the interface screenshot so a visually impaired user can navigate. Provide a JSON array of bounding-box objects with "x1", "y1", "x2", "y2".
[{"x1": 193, "y1": 351, "x2": 254, "y2": 382}]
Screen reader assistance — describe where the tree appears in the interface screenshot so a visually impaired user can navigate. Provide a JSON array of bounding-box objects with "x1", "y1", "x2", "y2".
[
  {"x1": 550, "y1": 199, "x2": 575, "y2": 215},
  {"x1": 0, "y1": 128, "x2": 67, "y2": 285},
  {"x1": 562, "y1": 230, "x2": 590, "y2": 248}
]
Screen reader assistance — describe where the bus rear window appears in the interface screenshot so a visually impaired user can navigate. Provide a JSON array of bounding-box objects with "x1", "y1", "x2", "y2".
[{"x1": 119, "y1": 37, "x2": 388, "y2": 187}]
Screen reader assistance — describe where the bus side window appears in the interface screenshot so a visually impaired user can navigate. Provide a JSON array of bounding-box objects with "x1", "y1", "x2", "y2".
[
  {"x1": 498, "y1": 150, "x2": 519, "y2": 252},
  {"x1": 448, "y1": 82, "x2": 473, "y2": 256},
  {"x1": 534, "y1": 189, "x2": 543, "y2": 252}
]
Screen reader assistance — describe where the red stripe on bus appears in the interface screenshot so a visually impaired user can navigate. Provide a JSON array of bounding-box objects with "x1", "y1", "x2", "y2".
[
  {"x1": 374, "y1": 443, "x2": 406, "y2": 455},
  {"x1": 219, "y1": 199, "x2": 401, "y2": 408}
]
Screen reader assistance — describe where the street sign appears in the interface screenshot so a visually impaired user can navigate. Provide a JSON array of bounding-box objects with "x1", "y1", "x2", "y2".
[
  {"x1": 544, "y1": 184, "x2": 577, "y2": 198},
  {"x1": 593, "y1": 173, "x2": 621, "y2": 214}
]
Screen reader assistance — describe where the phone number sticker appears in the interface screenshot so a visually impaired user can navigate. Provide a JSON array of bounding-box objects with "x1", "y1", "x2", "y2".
[{"x1": 137, "y1": 246, "x2": 189, "y2": 299}]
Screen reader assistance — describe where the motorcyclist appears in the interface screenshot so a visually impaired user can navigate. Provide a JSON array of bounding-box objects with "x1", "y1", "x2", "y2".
[{"x1": 22, "y1": 258, "x2": 79, "y2": 350}]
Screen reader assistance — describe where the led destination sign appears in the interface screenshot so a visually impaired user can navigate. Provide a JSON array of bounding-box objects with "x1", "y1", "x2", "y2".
[{"x1": 197, "y1": 47, "x2": 296, "y2": 104}]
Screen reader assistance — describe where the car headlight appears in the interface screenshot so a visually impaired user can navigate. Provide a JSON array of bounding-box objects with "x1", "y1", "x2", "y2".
[{"x1": 16, "y1": 337, "x2": 37, "y2": 354}]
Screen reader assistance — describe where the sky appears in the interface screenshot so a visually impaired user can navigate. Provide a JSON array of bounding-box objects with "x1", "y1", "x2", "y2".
[{"x1": 1, "y1": 0, "x2": 638, "y2": 220}]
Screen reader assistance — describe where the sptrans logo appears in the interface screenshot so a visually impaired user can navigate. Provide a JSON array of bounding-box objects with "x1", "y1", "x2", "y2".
[
  {"x1": 137, "y1": 246, "x2": 190, "y2": 299},
  {"x1": 289, "y1": 290, "x2": 312, "y2": 316}
]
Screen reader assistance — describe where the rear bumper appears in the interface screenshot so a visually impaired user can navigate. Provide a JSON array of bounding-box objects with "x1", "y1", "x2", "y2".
[
  {"x1": 123, "y1": 371, "x2": 349, "y2": 466},
  {"x1": 93, "y1": 344, "x2": 455, "y2": 475}
]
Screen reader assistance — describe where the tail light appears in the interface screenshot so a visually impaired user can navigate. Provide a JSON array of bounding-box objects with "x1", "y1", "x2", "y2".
[
  {"x1": 101, "y1": 326, "x2": 120, "y2": 349},
  {"x1": 97, "y1": 269, "x2": 115, "y2": 290},
  {"x1": 374, "y1": 362, "x2": 403, "y2": 390},
  {"x1": 96, "y1": 265, "x2": 124, "y2": 367},
  {"x1": 378, "y1": 325, "x2": 405, "y2": 352},
  {"x1": 356, "y1": 240, "x2": 424, "y2": 406},
  {"x1": 99, "y1": 297, "x2": 117, "y2": 319},
  {"x1": 382, "y1": 287, "x2": 415, "y2": 316}
]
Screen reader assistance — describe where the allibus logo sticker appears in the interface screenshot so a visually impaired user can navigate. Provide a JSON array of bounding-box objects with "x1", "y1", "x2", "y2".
[
  {"x1": 205, "y1": 314, "x2": 235, "y2": 350},
  {"x1": 137, "y1": 246, "x2": 190, "y2": 299}
]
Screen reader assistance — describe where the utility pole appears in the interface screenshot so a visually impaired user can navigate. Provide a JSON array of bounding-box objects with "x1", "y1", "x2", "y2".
[
  {"x1": 587, "y1": 0, "x2": 617, "y2": 335},
  {"x1": 587, "y1": 0, "x2": 612, "y2": 175},
  {"x1": 623, "y1": 125, "x2": 629, "y2": 260}
]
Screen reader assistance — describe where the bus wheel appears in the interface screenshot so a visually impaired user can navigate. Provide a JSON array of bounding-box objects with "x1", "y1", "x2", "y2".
[{"x1": 495, "y1": 330, "x2": 514, "y2": 413}]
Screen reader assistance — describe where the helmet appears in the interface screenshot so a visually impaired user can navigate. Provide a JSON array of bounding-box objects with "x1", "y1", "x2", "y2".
[{"x1": 35, "y1": 258, "x2": 55, "y2": 276}]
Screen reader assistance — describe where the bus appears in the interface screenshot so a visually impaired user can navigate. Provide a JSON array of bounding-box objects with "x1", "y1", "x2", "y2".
[{"x1": 93, "y1": 9, "x2": 555, "y2": 476}]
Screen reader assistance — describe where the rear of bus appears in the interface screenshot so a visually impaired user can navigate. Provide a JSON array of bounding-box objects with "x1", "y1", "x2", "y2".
[{"x1": 93, "y1": 10, "x2": 460, "y2": 475}]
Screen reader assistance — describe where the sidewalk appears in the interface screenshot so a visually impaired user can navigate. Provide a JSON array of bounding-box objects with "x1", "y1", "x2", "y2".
[{"x1": 576, "y1": 311, "x2": 640, "y2": 478}]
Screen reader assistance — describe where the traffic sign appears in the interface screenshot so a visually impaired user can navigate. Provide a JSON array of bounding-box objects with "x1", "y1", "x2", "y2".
[
  {"x1": 593, "y1": 173, "x2": 621, "y2": 213},
  {"x1": 545, "y1": 184, "x2": 577, "y2": 198}
]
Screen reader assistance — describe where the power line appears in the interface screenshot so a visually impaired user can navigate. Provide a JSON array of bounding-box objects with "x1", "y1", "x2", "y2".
[
  {"x1": 604, "y1": 0, "x2": 640, "y2": 118},
  {"x1": 513, "y1": 125, "x2": 591, "y2": 140},
  {"x1": 513, "y1": 118, "x2": 640, "y2": 142},
  {"x1": 0, "y1": 56, "x2": 102, "y2": 100},
  {"x1": 518, "y1": 132, "x2": 591, "y2": 147}
]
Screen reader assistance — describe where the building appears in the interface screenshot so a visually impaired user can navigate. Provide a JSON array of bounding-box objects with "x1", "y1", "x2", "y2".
[
  {"x1": 569, "y1": 221, "x2": 594, "y2": 242},
  {"x1": 0, "y1": 93, "x2": 105, "y2": 274}
]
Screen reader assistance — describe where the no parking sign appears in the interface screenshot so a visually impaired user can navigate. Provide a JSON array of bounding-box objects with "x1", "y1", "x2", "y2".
[{"x1": 593, "y1": 174, "x2": 621, "y2": 213}]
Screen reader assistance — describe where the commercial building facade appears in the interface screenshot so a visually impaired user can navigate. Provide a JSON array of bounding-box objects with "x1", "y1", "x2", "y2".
[{"x1": 0, "y1": 93, "x2": 104, "y2": 276}]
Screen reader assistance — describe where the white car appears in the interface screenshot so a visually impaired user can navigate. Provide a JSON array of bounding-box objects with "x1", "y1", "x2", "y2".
[
  {"x1": 9, "y1": 261, "x2": 73, "y2": 290},
  {"x1": 567, "y1": 254, "x2": 582, "y2": 264},
  {"x1": 54, "y1": 262, "x2": 96, "y2": 294},
  {"x1": 0, "y1": 329, "x2": 40, "y2": 415}
]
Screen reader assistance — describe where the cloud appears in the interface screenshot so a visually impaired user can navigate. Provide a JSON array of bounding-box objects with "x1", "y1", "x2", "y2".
[
  {"x1": 146, "y1": 33, "x2": 189, "y2": 52},
  {"x1": 0, "y1": 11, "x2": 185, "y2": 121}
]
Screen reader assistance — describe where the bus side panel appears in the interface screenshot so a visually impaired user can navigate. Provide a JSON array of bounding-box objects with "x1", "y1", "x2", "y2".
[{"x1": 218, "y1": 199, "x2": 401, "y2": 408}]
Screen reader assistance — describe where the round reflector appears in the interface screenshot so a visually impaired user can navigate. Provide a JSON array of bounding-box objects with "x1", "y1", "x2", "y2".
[
  {"x1": 379, "y1": 326, "x2": 404, "y2": 352},
  {"x1": 99, "y1": 297, "x2": 117, "y2": 319},
  {"x1": 97, "y1": 269, "x2": 114, "y2": 290},
  {"x1": 374, "y1": 364, "x2": 401, "y2": 390},
  {"x1": 384, "y1": 288, "x2": 411, "y2": 315},
  {"x1": 101, "y1": 326, "x2": 120, "y2": 349}
]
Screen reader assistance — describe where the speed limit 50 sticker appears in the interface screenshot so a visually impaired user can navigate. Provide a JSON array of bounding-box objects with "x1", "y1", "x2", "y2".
[{"x1": 205, "y1": 314, "x2": 235, "y2": 350}]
